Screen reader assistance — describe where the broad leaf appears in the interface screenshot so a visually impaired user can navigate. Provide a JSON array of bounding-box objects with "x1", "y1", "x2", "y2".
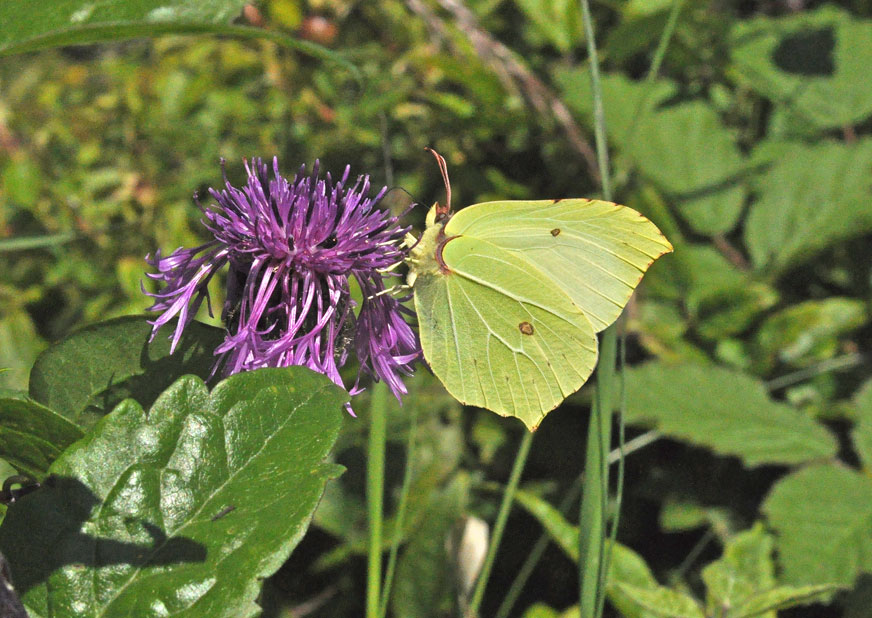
[
  {"x1": 0, "y1": 306, "x2": 44, "y2": 391},
  {"x1": 852, "y1": 379, "x2": 872, "y2": 470},
  {"x1": 701, "y1": 524, "x2": 775, "y2": 616},
  {"x1": 730, "y1": 6, "x2": 872, "y2": 130},
  {"x1": 29, "y1": 316, "x2": 225, "y2": 429},
  {"x1": 554, "y1": 71, "x2": 747, "y2": 234},
  {"x1": 754, "y1": 298, "x2": 866, "y2": 370},
  {"x1": 744, "y1": 139, "x2": 872, "y2": 272},
  {"x1": 764, "y1": 464, "x2": 872, "y2": 587},
  {"x1": 0, "y1": 0, "x2": 246, "y2": 54},
  {"x1": 0, "y1": 392, "x2": 83, "y2": 479},
  {"x1": 734, "y1": 585, "x2": 839, "y2": 617},
  {"x1": 0, "y1": 0, "x2": 353, "y2": 74},
  {"x1": 624, "y1": 363, "x2": 837, "y2": 466},
  {"x1": 0, "y1": 367, "x2": 347, "y2": 618},
  {"x1": 515, "y1": 0, "x2": 582, "y2": 53},
  {"x1": 621, "y1": 102, "x2": 749, "y2": 235},
  {"x1": 391, "y1": 476, "x2": 469, "y2": 618},
  {"x1": 613, "y1": 584, "x2": 704, "y2": 618}
]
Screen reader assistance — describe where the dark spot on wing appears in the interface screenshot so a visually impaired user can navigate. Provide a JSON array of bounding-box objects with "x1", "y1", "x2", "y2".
[
  {"x1": 550, "y1": 228, "x2": 561, "y2": 237},
  {"x1": 519, "y1": 322, "x2": 534, "y2": 335}
]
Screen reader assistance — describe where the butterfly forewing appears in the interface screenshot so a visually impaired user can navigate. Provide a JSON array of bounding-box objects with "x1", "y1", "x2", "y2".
[{"x1": 445, "y1": 200, "x2": 673, "y2": 332}]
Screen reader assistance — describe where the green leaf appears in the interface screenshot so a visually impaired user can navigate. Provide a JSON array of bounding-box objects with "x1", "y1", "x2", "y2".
[
  {"x1": 734, "y1": 584, "x2": 839, "y2": 617},
  {"x1": 513, "y1": 488, "x2": 579, "y2": 561},
  {"x1": 0, "y1": 306, "x2": 44, "y2": 391},
  {"x1": 29, "y1": 316, "x2": 225, "y2": 429},
  {"x1": 0, "y1": 0, "x2": 346, "y2": 67},
  {"x1": 622, "y1": 102, "x2": 749, "y2": 235},
  {"x1": 553, "y1": 71, "x2": 747, "y2": 234},
  {"x1": 754, "y1": 298, "x2": 866, "y2": 370},
  {"x1": 700, "y1": 524, "x2": 775, "y2": 616},
  {"x1": 0, "y1": 393, "x2": 83, "y2": 479},
  {"x1": 0, "y1": 367, "x2": 347, "y2": 618},
  {"x1": 744, "y1": 139, "x2": 872, "y2": 272},
  {"x1": 730, "y1": 6, "x2": 872, "y2": 130},
  {"x1": 624, "y1": 363, "x2": 837, "y2": 466},
  {"x1": 851, "y1": 379, "x2": 872, "y2": 470},
  {"x1": 512, "y1": 488, "x2": 659, "y2": 618},
  {"x1": 553, "y1": 70, "x2": 678, "y2": 146},
  {"x1": 764, "y1": 464, "x2": 872, "y2": 587},
  {"x1": 514, "y1": 0, "x2": 582, "y2": 53},
  {"x1": 613, "y1": 584, "x2": 704, "y2": 618},
  {"x1": 659, "y1": 500, "x2": 731, "y2": 535},
  {"x1": 391, "y1": 475, "x2": 469, "y2": 618},
  {"x1": 650, "y1": 245, "x2": 779, "y2": 340}
]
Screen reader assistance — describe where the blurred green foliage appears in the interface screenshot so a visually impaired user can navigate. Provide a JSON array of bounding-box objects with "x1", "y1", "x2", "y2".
[{"x1": 1, "y1": 0, "x2": 872, "y2": 616}]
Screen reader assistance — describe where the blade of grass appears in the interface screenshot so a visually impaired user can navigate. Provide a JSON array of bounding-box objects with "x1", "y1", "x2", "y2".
[
  {"x1": 366, "y1": 381, "x2": 389, "y2": 618},
  {"x1": 467, "y1": 429, "x2": 534, "y2": 617},
  {"x1": 378, "y1": 404, "x2": 419, "y2": 618},
  {"x1": 578, "y1": 2, "x2": 615, "y2": 617},
  {"x1": 494, "y1": 429, "x2": 660, "y2": 618},
  {"x1": 0, "y1": 233, "x2": 80, "y2": 252}
]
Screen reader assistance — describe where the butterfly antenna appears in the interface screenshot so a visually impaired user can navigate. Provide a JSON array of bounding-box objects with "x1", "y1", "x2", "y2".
[{"x1": 425, "y1": 147, "x2": 452, "y2": 219}]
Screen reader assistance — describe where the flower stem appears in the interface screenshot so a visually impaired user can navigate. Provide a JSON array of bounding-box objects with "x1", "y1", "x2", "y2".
[
  {"x1": 468, "y1": 429, "x2": 534, "y2": 617},
  {"x1": 366, "y1": 381, "x2": 389, "y2": 618}
]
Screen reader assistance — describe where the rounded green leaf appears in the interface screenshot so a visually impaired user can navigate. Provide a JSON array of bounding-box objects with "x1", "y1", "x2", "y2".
[
  {"x1": 29, "y1": 316, "x2": 225, "y2": 429},
  {"x1": 624, "y1": 363, "x2": 837, "y2": 466},
  {"x1": 0, "y1": 367, "x2": 347, "y2": 618},
  {"x1": 764, "y1": 464, "x2": 872, "y2": 587},
  {"x1": 0, "y1": 393, "x2": 83, "y2": 479}
]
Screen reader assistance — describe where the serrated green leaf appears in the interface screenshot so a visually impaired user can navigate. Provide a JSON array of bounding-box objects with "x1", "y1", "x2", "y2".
[
  {"x1": 701, "y1": 524, "x2": 775, "y2": 616},
  {"x1": 730, "y1": 6, "x2": 872, "y2": 129},
  {"x1": 734, "y1": 584, "x2": 839, "y2": 617},
  {"x1": 621, "y1": 102, "x2": 749, "y2": 235},
  {"x1": 764, "y1": 464, "x2": 872, "y2": 587},
  {"x1": 29, "y1": 316, "x2": 225, "y2": 429},
  {"x1": 624, "y1": 363, "x2": 837, "y2": 466},
  {"x1": 614, "y1": 584, "x2": 704, "y2": 618},
  {"x1": 0, "y1": 393, "x2": 83, "y2": 479},
  {"x1": 553, "y1": 71, "x2": 747, "y2": 234},
  {"x1": 754, "y1": 298, "x2": 866, "y2": 370},
  {"x1": 852, "y1": 379, "x2": 872, "y2": 470},
  {"x1": 391, "y1": 475, "x2": 469, "y2": 618},
  {"x1": 744, "y1": 139, "x2": 872, "y2": 272},
  {"x1": 0, "y1": 367, "x2": 347, "y2": 618},
  {"x1": 512, "y1": 488, "x2": 659, "y2": 618},
  {"x1": 553, "y1": 70, "x2": 678, "y2": 145}
]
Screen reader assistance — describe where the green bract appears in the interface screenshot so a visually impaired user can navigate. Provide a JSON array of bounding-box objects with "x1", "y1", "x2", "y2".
[{"x1": 408, "y1": 198, "x2": 672, "y2": 430}]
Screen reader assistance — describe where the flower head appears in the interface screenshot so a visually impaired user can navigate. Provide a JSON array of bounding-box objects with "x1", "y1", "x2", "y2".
[{"x1": 145, "y1": 157, "x2": 420, "y2": 404}]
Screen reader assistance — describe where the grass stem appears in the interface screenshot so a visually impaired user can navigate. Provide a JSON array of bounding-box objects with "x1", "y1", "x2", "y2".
[{"x1": 468, "y1": 429, "x2": 535, "y2": 616}]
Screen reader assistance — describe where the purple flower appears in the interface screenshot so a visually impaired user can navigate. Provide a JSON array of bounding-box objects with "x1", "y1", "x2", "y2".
[{"x1": 145, "y1": 157, "x2": 420, "y2": 405}]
